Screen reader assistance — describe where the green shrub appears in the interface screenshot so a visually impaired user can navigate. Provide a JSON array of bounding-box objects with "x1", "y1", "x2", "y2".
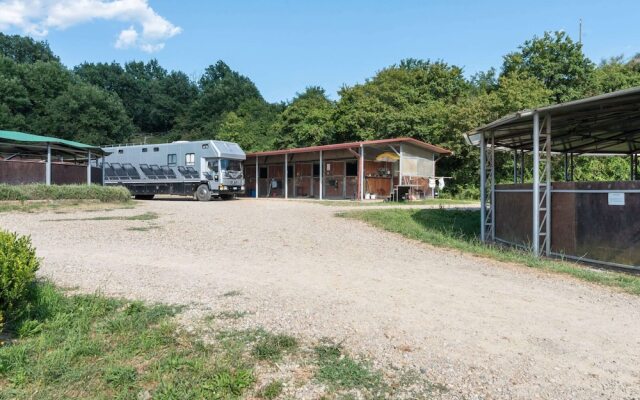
[
  {"x1": 0, "y1": 184, "x2": 130, "y2": 202},
  {"x1": 0, "y1": 230, "x2": 40, "y2": 331}
]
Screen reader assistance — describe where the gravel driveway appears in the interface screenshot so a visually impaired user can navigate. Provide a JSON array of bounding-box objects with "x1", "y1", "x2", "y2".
[{"x1": 2, "y1": 199, "x2": 639, "y2": 399}]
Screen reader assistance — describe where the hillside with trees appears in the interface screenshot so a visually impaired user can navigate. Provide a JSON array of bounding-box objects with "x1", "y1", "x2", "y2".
[{"x1": 1, "y1": 31, "x2": 640, "y2": 194}]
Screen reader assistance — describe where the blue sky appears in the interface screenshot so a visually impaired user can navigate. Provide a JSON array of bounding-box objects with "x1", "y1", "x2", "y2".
[{"x1": 2, "y1": 0, "x2": 639, "y2": 103}]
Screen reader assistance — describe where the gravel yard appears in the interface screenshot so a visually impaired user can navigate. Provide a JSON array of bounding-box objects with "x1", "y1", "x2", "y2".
[{"x1": 2, "y1": 198, "x2": 639, "y2": 399}]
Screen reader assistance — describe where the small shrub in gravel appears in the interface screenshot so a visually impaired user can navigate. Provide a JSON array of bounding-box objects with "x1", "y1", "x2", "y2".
[
  {"x1": 253, "y1": 333, "x2": 298, "y2": 361},
  {"x1": 258, "y1": 380, "x2": 283, "y2": 399},
  {"x1": 0, "y1": 230, "x2": 40, "y2": 332}
]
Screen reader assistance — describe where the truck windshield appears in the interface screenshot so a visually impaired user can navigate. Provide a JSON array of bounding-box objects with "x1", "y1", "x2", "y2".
[{"x1": 221, "y1": 159, "x2": 242, "y2": 171}]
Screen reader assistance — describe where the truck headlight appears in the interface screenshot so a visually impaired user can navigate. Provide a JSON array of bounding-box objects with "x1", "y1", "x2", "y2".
[{"x1": 241, "y1": 186, "x2": 245, "y2": 191}]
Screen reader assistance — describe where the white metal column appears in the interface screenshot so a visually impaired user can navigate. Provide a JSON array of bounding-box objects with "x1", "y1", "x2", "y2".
[
  {"x1": 532, "y1": 113, "x2": 540, "y2": 255},
  {"x1": 479, "y1": 133, "x2": 486, "y2": 242},
  {"x1": 319, "y1": 150, "x2": 323, "y2": 200},
  {"x1": 543, "y1": 114, "x2": 552, "y2": 255},
  {"x1": 255, "y1": 157, "x2": 259, "y2": 198},
  {"x1": 359, "y1": 145, "x2": 364, "y2": 200},
  {"x1": 490, "y1": 132, "x2": 495, "y2": 240},
  {"x1": 399, "y1": 144, "x2": 404, "y2": 185},
  {"x1": 284, "y1": 155, "x2": 288, "y2": 199},
  {"x1": 46, "y1": 143, "x2": 52, "y2": 185},
  {"x1": 86, "y1": 151, "x2": 92, "y2": 185}
]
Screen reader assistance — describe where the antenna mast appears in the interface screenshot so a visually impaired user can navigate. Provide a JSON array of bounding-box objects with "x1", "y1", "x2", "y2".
[{"x1": 579, "y1": 18, "x2": 582, "y2": 44}]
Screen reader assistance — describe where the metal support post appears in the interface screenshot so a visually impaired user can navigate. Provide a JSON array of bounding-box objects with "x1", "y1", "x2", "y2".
[
  {"x1": 520, "y1": 149, "x2": 525, "y2": 183},
  {"x1": 479, "y1": 133, "x2": 487, "y2": 242},
  {"x1": 532, "y1": 113, "x2": 540, "y2": 256},
  {"x1": 490, "y1": 132, "x2": 495, "y2": 240},
  {"x1": 399, "y1": 144, "x2": 404, "y2": 186},
  {"x1": 86, "y1": 151, "x2": 92, "y2": 185},
  {"x1": 284, "y1": 155, "x2": 288, "y2": 199},
  {"x1": 513, "y1": 150, "x2": 517, "y2": 183},
  {"x1": 319, "y1": 150, "x2": 323, "y2": 200},
  {"x1": 255, "y1": 157, "x2": 259, "y2": 198},
  {"x1": 564, "y1": 153, "x2": 569, "y2": 181},
  {"x1": 46, "y1": 143, "x2": 52, "y2": 185},
  {"x1": 359, "y1": 145, "x2": 364, "y2": 200},
  {"x1": 570, "y1": 153, "x2": 574, "y2": 181},
  {"x1": 545, "y1": 115, "x2": 552, "y2": 256}
]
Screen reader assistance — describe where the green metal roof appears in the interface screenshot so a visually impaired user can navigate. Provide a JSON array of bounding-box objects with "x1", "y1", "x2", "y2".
[{"x1": 0, "y1": 130, "x2": 107, "y2": 156}]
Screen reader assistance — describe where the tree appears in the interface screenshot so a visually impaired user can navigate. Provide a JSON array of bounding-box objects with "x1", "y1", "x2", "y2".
[
  {"x1": 273, "y1": 86, "x2": 335, "y2": 148},
  {"x1": 586, "y1": 55, "x2": 640, "y2": 95},
  {"x1": 0, "y1": 33, "x2": 58, "y2": 63},
  {"x1": 178, "y1": 61, "x2": 264, "y2": 135},
  {"x1": 41, "y1": 84, "x2": 134, "y2": 145},
  {"x1": 502, "y1": 31, "x2": 593, "y2": 102},
  {"x1": 216, "y1": 98, "x2": 283, "y2": 151}
]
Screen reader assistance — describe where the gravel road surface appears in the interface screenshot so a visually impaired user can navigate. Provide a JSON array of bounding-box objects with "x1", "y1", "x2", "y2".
[{"x1": 1, "y1": 198, "x2": 639, "y2": 399}]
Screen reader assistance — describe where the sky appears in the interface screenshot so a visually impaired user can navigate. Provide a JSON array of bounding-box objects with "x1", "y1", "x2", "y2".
[{"x1": 1, "y1": 0, "x2": 639, "y2": 103}]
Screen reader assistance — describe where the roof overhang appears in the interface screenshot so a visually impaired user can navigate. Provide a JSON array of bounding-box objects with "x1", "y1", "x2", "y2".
[
  {"x1": 0, "y1": 130, "x2": 108, "y2": 157},
  {"x1": 247, "y1": 137, "x2": 452, "y2": 157},
  {"x1": 464, "y1": 86, "x2": 640, "y2": 155}
]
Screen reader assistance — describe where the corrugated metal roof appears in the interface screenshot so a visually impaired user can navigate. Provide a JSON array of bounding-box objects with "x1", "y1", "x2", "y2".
[
  {"x1": 464, "y1": 86, "x2": 640, "y2": 154},
  {"x1": 0, "y1": 130, "x2": 107, "y2": 156},
  {"x1": 247, "y1": 137, "x2": 452, "y2": 157}
]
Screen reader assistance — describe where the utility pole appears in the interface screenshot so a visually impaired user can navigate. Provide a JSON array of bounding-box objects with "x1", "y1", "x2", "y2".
[{"x1": 579, "y1": 18, "x2": 582, "y2": 44}]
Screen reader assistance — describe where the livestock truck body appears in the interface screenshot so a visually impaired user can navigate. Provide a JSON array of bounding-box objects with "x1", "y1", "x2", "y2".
[{"x1": 101, "y1": 140, "x2": 245, "y2": 201}]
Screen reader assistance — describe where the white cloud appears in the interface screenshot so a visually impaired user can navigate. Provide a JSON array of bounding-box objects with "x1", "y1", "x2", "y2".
[{"x1": 0, "y1": 0, "x2": 181, "y2": 53}]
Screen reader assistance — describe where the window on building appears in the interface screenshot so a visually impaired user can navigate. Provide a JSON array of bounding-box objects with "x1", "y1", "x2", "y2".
[
  {"x1": 153, "y1": 147, "x2": 159, "y2": 152},
  {"x1": 142, "y1": 148, "x2": 148, "y2": 152},
  {"x1": 185, "y1": 153, "x2": 195, "y2": 166},
  {"x1": 118, "y1": 149, "x2": 124, "y2": 154},
  {"x1": 259, "y1": 167, "x2": 268, "y2": 179},
  {"x1": 313, "y1": 163, "x2": 320, "y2": 177},
  {"x1": 287, "y1": 165, "x2": 294, "y2": 177},
  {"x1": 167, "y1": 154, "x2": 177, "y2": 166},
  {"x1": 202, "y1": 144, "x2": 209, "y2": 149}
]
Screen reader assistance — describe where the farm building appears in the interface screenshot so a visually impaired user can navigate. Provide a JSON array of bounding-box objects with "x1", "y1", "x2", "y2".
[
  {"x1": 465, "y1": 86, "x2": 640, "y2": 271},
  {"x1": 243, "y1": 138, "x2": 452, "y2": 200},
  {"x1": 0, "y1": 130, "x2": 105, "y2": 185}
]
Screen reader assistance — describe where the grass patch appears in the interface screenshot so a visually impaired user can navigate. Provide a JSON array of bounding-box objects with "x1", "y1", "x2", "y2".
[
  {"x1": 317, "y1": 198, "x2": 477, "y2": 207},
  {"x1": 126, "y1": 225, "x2": 160, "y2": 232},
  {"x1": 252, "y1": 333, "x2": 298, "y2": 362},
  {"x1": 206, "y1": 311, "x2": 250, "y2": 321},
  {"x1": 221, "y1": 290, "x2": 242, "y2": 297},
  {"x1": 314, "y1": 343, "x2": 383, "y2": 394},
  {"x1": 44, "y1": 211, "x2": 158, "y2": 222},
  {"x1": 0, "y1": 282, "x2": 259, "y2": 399},
  {"x1": 0, "y1": 184, "x2": 131, "y2": 202},
  {"x1": 0, "y1": 200, "x2": 135, "y2": 214},
  {"x1": 345, "y1": 208, "x2": 640, "y2": 295},
  {"x1": 257, "y1": 380, "x2": 283, "y2": 399}
]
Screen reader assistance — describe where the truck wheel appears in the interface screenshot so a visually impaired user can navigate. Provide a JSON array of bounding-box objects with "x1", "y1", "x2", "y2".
[
  {"x1": 195, "y1": 184, "x2": 211, "y2": 201},
  {"x1": 134, "y1": 195, "x2": 154, "y2": 200}
]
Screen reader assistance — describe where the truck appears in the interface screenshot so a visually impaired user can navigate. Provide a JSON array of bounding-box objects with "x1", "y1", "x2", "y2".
[{"x1": 101, "y1": 140, "x2": 245, "y2": 201}]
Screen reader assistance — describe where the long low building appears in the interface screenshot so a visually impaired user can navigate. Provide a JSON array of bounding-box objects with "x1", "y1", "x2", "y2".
[
  {"x1": 0, "y1": 130, "x2": 106, "y2": 185},
  {"x1": 243, "y1": 138, "x2": 452, "y2": 200}
]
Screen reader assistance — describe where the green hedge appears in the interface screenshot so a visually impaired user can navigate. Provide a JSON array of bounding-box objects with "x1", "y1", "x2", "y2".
[
  {"x1": 0, "y1": 230, "x2": 40, "y2": 332},
  {"x1": 0, "y1": 184, "x2": 131, "y2": 202}
]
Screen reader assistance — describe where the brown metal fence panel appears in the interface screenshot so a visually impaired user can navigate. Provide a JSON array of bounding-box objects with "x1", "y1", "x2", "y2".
[{"x1": 0, "y1": 160, "x2": 45, "y2": 184}]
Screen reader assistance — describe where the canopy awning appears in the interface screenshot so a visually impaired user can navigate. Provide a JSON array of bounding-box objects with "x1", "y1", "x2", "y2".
[
  {"x1": 0, "y1": 130, "x2": 108, "y2": 157},
  {"x1": 464, "y1": 86, "x2": 640, "y2": 155}
]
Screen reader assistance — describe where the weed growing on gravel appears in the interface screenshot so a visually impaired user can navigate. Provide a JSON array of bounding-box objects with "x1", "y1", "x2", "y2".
[
  {"x1": 314, "y1": 342, "x2": 384, "y2": 394},
  {"x1": 345, "y1": 208, "x2": 640, "y2": 296},
  {"x1": 207, "y1": 311, "x2": 250, "y2": 321},
  {"x1": 44, "y1": 211, "x2": 158, "y2": 222},
  {"x1": 257, "y1": 380, "x2": 284, "y2": 399},
  {"x1": 253, "y1": 333, "x2": 298, "y2": 361},
  {"x1": 221, "y1": 290, "x2": 242, "y2": 297},
  {"x1": 126, "y1": 225, "x2": 160, "y2": 232}
]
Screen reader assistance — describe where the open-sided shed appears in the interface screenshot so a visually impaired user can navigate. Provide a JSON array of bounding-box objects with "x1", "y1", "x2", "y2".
[
  {"x1": 244, "y1": 138, "x2": 451, "y2": 200},
  {"x1": 465, "y1": 87, "x2": 640, "y2": 271},
  {"x1": 0, "y1": 130, "x2": 107, "y2": 185}
]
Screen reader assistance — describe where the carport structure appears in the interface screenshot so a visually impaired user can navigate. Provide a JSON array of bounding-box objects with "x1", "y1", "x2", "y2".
[
  {"x1": 0, "y1": 130, "x2": 107, "y2": 185},
  {"x1": 244, "y1": 138, "x2": 451, "y2": 201},
  {"x1": 465, "y1": 87, "x2": 640, "y2": 271}
]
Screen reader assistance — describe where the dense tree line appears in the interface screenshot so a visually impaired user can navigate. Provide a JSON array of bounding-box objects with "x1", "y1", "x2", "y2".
[{"x1": 1, "y1": 31, "x2": 640, "y2": 194}]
